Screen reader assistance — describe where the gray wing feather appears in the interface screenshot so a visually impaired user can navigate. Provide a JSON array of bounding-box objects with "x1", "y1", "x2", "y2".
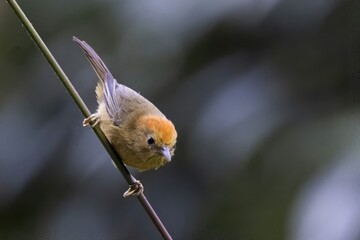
[
  {"x1": 103, "y1": 73, "x2": 159, "y2": 126},
  {"x1": 104, "y1": 73, "x2": 142, "y2": 126},
  {"x1": 104, "y1": 73, "x2": 124, "y2": 123},
  {"x1": 104, "y1": 73, "x2": 117, "y2": 117}
]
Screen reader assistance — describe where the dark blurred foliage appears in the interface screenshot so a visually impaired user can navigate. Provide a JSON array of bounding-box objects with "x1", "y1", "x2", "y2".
[{"x1": 1, "y1": 0, "x2": 360, "y2": 239}]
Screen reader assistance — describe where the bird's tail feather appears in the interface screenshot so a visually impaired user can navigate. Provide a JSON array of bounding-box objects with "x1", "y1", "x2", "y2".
[{"x1": 73, "y1": 36, "x2": 113, "y2": 83}]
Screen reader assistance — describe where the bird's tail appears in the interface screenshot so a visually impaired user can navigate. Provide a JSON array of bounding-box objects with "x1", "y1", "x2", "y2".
[{"x1": 73, "y1": 36, "x2": 114, "y2": 83}]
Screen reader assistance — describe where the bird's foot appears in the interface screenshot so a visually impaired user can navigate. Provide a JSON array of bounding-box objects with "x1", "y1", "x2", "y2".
[
  {"x1": 123, "y1": 179, "x2": 144, "y2": 197},
  {"x1": 83, "y1": 113, "x2": 99, "y2": 127}
]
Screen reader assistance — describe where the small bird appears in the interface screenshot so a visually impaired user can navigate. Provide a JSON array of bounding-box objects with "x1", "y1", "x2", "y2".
[{"x1": 73, "y1": 37, "x2": 177, "y2": 196}]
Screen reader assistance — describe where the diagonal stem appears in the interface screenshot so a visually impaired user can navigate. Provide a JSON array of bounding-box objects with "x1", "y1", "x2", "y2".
[{"x1": 5, "y1": 0, "x2": 172, "y2": 239}]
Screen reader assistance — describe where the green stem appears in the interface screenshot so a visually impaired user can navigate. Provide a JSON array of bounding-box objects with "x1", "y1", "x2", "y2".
[{"x1": 6, "y1": 0, "x2": 172, "y2": 239}]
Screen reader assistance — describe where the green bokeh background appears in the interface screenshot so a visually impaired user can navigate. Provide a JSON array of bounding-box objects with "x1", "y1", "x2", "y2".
[{"x1": 1, "y1": 0, "x2": 360, "y2": 239}]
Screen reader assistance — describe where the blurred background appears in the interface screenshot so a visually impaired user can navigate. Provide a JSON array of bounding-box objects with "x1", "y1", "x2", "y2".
[{"x1": 1, "y1": 0, "x2": 360, "y2": 239}]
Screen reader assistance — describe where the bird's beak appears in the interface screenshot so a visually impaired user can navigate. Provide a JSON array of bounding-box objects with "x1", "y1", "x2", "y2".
[{"x1": 160, "y1": 147, "x2": 172, "y2": 162}]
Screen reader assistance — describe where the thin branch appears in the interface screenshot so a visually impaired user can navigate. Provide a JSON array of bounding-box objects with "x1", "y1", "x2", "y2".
[{"x1": 5, "y1": 0, "x2": 172, "y2": 239}]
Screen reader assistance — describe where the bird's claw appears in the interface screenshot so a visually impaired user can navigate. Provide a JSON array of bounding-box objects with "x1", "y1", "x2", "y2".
[
  {"x1": 123, "y1": 180, "x2": 144, "y2": 197},
  {"x1": 83, "y1": 113, "x2": 99, "y2": 127}
]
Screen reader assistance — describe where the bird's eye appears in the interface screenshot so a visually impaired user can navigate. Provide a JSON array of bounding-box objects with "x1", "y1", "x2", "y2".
[{"x1": 147, "y1": 137, "x2": 155, "y2": 145}]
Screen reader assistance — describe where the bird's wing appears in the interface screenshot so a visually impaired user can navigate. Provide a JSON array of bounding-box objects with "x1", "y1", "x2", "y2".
[{"x1": 103, "y1": 73, "x2": 124, "y2": 122}]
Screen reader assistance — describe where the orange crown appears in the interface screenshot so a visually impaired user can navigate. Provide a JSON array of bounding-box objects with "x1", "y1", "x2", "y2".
[{"x1": 138, "y1": 115, "x2": 177, "y2": 145}]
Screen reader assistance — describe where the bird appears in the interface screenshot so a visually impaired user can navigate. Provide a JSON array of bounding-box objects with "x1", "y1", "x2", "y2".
[{"x1": 73, "y1": 37, "x2": 177, "y2": 196}]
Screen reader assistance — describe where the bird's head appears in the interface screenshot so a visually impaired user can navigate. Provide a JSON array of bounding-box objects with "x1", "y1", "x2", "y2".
[
  {"x1": 138, "y1": 115, "x2": 177, "y2": 162},
  {"x1": 137, "y1": 115, "x2": 177, "y2": 164}
]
